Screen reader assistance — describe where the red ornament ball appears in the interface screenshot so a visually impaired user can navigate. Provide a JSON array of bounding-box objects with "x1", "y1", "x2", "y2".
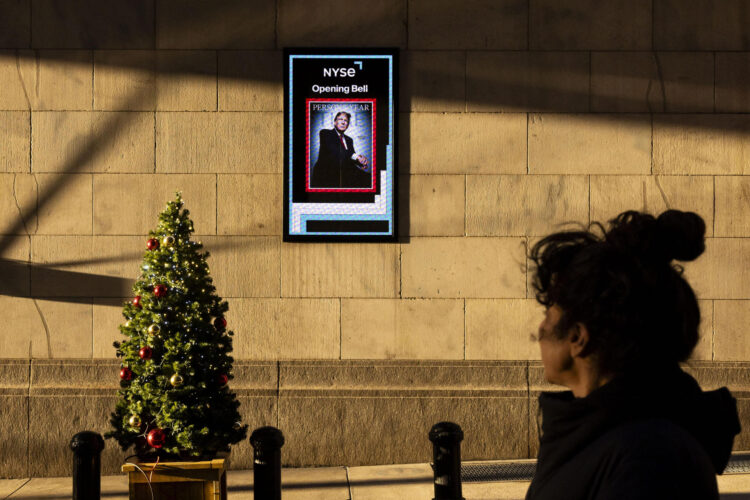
[
  {"x1": 217, "y1": 374, "x2": 229, "y2": 386},
  {"x1": 132, "y1": 295, "x2": 141, "y2": 308},
  {"x1": 146, "y1": 428, "x2": 166, "y2": 448},
  {"x1": 119, "y1": 367, "x2": 133, "y2": 381},
  {"x1": 139, "y1": 346, "x2": 153, "y2": 360},
  {"x1": 146, "y1": 238, "x2": 159, "y2": 251},
  {"x1": 153, "y1": 285, "x2": 168, "y2": 298},
  {"x1": 214, "y1": 317, "x2": 227, "y2": 330}
]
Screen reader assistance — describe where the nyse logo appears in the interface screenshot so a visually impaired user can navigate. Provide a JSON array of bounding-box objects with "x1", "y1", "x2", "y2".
[{"x1": 323, "y1": 67, "x2": 356, "y2": 77}]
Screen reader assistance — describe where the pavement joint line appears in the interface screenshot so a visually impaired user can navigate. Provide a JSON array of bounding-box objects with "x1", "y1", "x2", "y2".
[{"x1": 4, "y1": 478, "x2": 30, "y2": 499}]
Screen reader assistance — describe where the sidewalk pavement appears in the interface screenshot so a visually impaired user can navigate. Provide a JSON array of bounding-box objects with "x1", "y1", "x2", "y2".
[{"x1": 2, "y1": 462, "x2": 750, "y2": 499}]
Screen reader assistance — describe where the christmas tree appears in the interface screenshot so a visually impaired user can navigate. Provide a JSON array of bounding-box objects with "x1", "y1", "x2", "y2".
[{"x1": 107, "y1": 193, "x2": 247, "y2": 458}]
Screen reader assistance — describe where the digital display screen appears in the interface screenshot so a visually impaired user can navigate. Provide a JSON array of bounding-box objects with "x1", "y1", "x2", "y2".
[{"x1": 284, "y1": 48, "x2": 398, "y2": 242}]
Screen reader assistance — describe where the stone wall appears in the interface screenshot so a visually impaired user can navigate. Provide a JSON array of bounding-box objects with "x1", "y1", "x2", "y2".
[
  {"x1": 1, "y1": 0, "x2": 749, "y2": 478},
  {"x1": 3, "y1": 359, "x2": 750, "y2": 477}
]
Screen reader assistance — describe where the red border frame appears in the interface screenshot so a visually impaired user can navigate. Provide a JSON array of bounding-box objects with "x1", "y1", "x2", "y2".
[{"x1": 305, "y1": 98, "x2": 377, "y2": 193}]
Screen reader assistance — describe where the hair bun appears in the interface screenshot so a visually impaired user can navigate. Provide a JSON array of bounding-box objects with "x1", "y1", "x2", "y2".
[{"x1": 655, "y1": 210, "x2": 705, "y2": 262}]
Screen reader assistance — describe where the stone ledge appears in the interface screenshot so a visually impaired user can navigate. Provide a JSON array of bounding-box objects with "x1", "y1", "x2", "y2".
[
  {"x1": 280, "y1": 360, "x2": 528, "y2": 391},
  {"x1": 3, "y1": 359, "x2": 750, "y2": 478}
]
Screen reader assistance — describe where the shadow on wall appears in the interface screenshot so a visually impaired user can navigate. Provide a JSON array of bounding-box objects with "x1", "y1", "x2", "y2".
[{"x1": 0, "y1": 1, "x2": 749, "y2": 303}]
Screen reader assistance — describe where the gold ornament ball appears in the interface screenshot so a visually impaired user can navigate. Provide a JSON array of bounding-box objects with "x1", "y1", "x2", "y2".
[
  {"x1": 163, "y1": 235, "x2": 175, "y2": 247},
  {"x1": 125, "y1": 320, "x2": 131, "y2": 327},
  {"x1": 170, "y1": 373, "x2": 184, "y2": 387},
  {"x1": 128, "y1": 415, "x2": 141, "y2": 428},
  {"x1": 147, "y1": 324, "x2": 160, "y2": 335}
]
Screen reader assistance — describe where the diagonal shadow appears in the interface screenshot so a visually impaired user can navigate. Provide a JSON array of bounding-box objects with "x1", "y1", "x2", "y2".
[
  {"x1": 1, "y1": 5, "x2": 748, "y2": 304},
  {"x1": 0, "y1": 86, "x2": 150, "y2": 252}
]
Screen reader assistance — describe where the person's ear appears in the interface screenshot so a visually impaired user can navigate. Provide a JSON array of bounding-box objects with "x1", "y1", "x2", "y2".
[{"x1": 568, "y1": 323, "x2": 590, "y2": 358}]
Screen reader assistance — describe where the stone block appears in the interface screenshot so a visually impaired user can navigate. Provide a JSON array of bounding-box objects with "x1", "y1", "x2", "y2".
[
  {"x1": 654, "y1": 0, "x2": 750, "y2": 50},
  {"x1": 156, "y1": 0, "x2": 275, "y2": 49},
  {"x1": 530, "y1": 0, "x2": 651, "y2": 50},
  {"x1": 691, "y1": 300, "x2": 713, "y2": 361},
  {"x1": 228, "y1": 298, "x2": 339, "y2": 360},
  {"x1": 590, "y1": 175, "x2": 714, "y2": 235},
  {"x1": 200, "y1": 236, "x2": 280, "y2": 298},
  {"x1": 92, "y1": 173, "x2": 216, "y2": 235},
  {"x1": 407, "y1": 112, "x2": 526, "y2": 174},
  {"x1": 154, "y1": 51, "x2": 217, "y2": 111},
  {"x1": 32, "y1": 111, "x2": 154, "y2": 173},
  {"x1": 278, "y1": 0, "x2": 406, "y2": 48},
  {"x1": 30, "y1": 298, "x2": 92, "y2": 358},
  {"x1": 467, "y1": 52, "x2": 589, "y2": 112},
  {"x1": 408, "y1": 0, "x2": 526, "y2": 49},
  {"x1": 653, "y1": 115, "x2": 750, "y2": 175},
  {"x1": 400, "y1": 174, "x2": 464, "y2": 236},
  {"x1": 218, "y1": 51, "x2": 282, "y2": 111},
  {"x1": 528, "y1": 113, "x2": 651, "y2": 174},
  {"x1": 281, "y1": 242, "x2": 399, "y2": 298},
  {"x1": 341, "y1": 298, "x2": 464, "y2": 359},
  {"x1": 683, "y1": 361, "x2": 750, "y2": 392},
  {"x1": 0, "y1": 50, "x2": 33, "y2": 110},
  {"x1": 36, "y1": 173, "x2": 92, "y2": 235},
  {"x1": 0, "y1": 111, "x2": 29, "y2": 172},
  {"x1": 0, "y1": 0, "x2": 30, "y2": 48},
  {"x1": 684, "y1": 238, "x2": 750, "y2": 299},
  {"x1": 93, "y1": 297, "x2": 126, "y2": 359},
  {"x1": 217, "y1": 174, "x2": 281, "y2": 235},
  {"x1": 227, "y1": 395, "x2": 277, "y2": 470},
  {"x1": 0, "y1": 359, "x2": 29, "y2": 388},
  {"x1": 290, "y1": 361, "x2": 527, "y2": 469},
  {"x1": 466, "y1": 174, "x2": 589, "y2": 236},
  {"x1": 735, "y1": 398, "x2": 750, "y2": 450},
  {"x1": 280, "y1": 395, "x2": 528, "y2": 465},
  {"x1": 93, "y1": 50, "x2": 155, "y2": 110},
  {"x1": 591, "y1": 52, "x2": 713, "y2": 112},
  {"x1": 0, "y1": 395, "x2": 28, "y2": 478},
  {"x1": 0, "y1": 297, "x2": 44, "y2": 358},
  {"x1": 715, "y1": 301, "x2": 750, "y2": 361},
  {"x1": 30, "y1": 359, "x2": 119, "y2": 391},
  {"x1": 0, "y1": 236, "x2": 30, "y2": 297},
  {"x1": 400, "y1": 51, "x2": 465, "y2": 112},
  {"x1": 30, "y1": 235, "x2": 141, "y2": 297},
  {"x1": 716, "y1": 176, "x2": 750, "y2": 237},
  {"x1": 32, "y1": 0, "x2": 153, "y2": 49},
  {"x1": 156, "y1": 112, "x2": 282, "y2": 173},
  {"x1": 231, "y1": 360, "x2": 279, "y2": 391},
  {"x1": 401, "y1": 237, "x2": 526, "y2": 298},
  {"x1": 280, "y1": 360, "x2": 528, "y2": 392},
  {"x1": 716, "y1": 52, "x2": 750, "y2": 113},
  {"x1": 466, "y1": 299, "x2": 542, "y2": 360},
  {"x1": 28, "y1": 394, "x2": 127, "y2": 476},
  {"x1": 0, "y1": 173, "x2": 36, "y2": 235},
  {"x1": 14, "y1": 50, "x2": 92, "y2": 110},
  {"x1": 94, "y1": 50, "x2": 217, "y2": 111}
]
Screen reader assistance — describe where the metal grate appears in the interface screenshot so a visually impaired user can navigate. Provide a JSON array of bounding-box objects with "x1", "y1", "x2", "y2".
[
  {"x1": 725, "y1": 454, "x2": 750, "y2": 474},
  {"x1": 461, "y1": 453, "x2": 750, "y2": 482},
  {"x1": 461, "y1": 462, "x2": 536, "y2": 483}
]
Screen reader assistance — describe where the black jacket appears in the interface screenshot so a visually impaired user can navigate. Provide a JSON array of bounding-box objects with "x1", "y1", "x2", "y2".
[
  {"x1": 526, "y1": 367, "x2": 740, "y2": 500},
  {"x1": 311, "y1": 128, "x2": 371, "y2": 188}
]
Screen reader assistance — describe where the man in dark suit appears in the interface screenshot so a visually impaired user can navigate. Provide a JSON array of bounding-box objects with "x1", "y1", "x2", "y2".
[{"x1": 311, "y1": 111, "x2": 371, "y2": 188}]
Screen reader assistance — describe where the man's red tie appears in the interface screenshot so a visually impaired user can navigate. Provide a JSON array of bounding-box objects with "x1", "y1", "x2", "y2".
[{"x1": 339, "y1": 134, "x2": 346, "y2": 149}]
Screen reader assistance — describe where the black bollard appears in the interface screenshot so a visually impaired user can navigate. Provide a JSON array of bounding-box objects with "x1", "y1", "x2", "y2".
[
  {"x1": 429, "y1": 422, "x2": 465, "y2": 500},
  {"x1": 250, "y1": 426, "x2": 285, "y2": 500},
  {"x1": 70, "y1": 431, "x2": 105, "y2": 500}
]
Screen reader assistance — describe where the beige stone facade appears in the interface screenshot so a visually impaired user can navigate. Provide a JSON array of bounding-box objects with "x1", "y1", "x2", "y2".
[{"x1": 0, "y1": 0, "x2": 749, "y2": 478}]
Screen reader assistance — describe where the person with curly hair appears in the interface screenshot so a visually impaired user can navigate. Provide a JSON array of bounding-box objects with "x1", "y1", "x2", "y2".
[{"x1": 525, "y1": 210, "x2": 740, "y2": 500}]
